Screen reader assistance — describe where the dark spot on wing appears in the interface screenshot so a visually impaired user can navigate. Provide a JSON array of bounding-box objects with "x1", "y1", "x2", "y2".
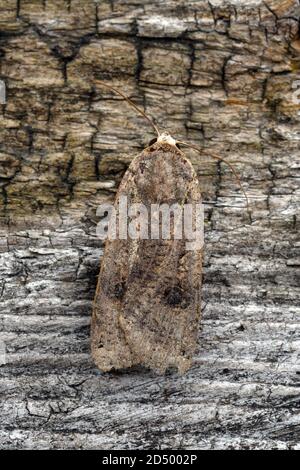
[
  {"x1": 164, "y1": 286, "x2": 192, "y2": 308},
  {"x1": 139, "y1": 161, "x2": 146, "y2": 173},
  {"x1": 114, "y1": 282, "x2": 126, "y2": 299},
  {"x1": 102, "y1": 281, "x2": 126, "y2": 299}
]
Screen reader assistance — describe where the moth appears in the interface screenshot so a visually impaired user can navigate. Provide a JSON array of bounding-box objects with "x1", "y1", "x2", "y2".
[{"x1": 91, "y1": 83, "x2": 249, "y2": 374}]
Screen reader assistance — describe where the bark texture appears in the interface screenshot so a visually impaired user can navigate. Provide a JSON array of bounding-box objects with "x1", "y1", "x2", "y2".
[{"x1": 0, "y1": 0, "x2": 299, "y2": 450}]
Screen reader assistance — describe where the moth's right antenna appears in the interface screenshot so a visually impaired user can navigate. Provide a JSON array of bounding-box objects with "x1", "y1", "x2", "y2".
[
  {"x1": 177, "y1": 141, "x2": 251, "y2": 221},
  {"x1": 97, "y1": 81, "x2": 160, "y2": 138}
]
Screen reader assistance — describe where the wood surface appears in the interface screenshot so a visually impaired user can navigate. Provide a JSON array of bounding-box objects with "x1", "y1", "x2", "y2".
[{"x1": 0, "y1": 0, "x2": 299, "y2": 450}]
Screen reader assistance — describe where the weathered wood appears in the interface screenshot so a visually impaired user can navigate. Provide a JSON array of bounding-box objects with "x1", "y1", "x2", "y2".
[{"x1": 0, "y1": 0, "x2": 299, "y2": 450}]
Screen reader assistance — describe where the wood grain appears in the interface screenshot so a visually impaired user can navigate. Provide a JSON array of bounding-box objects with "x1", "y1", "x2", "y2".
[{"x1": 0, "y1": 0, "x2": 299, "y2": 450}]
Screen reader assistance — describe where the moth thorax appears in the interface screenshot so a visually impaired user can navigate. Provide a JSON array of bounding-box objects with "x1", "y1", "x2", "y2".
[{"x1": 157, "y1": 132, "x2": 177, "y2": 147}]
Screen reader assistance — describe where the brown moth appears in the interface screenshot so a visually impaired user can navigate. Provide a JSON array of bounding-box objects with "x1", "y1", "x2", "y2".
[{"x1": 91, "y1": 83, "x2": 249, "y2": 374}]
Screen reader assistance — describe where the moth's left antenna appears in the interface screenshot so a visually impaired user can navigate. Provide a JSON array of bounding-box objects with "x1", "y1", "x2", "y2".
[{"x1": 97, "y1": 81, "x2": 160, "y2": 138}]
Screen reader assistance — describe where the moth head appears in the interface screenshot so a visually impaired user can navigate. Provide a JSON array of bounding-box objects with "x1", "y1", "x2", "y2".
[
  {"x1": 148, "y1": 132, "x2": 180, "y2": 148},
  {"x1": 157, "y1": 132, "x2": 177, "y2": 147}
]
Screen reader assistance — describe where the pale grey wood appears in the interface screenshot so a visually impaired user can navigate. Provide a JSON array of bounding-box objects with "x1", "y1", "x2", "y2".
[{"x1": 0, "y1": 0, "x2": 299, "y2": 450}]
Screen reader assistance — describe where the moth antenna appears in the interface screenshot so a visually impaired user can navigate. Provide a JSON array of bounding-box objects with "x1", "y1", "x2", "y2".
[
  {"x1": 98, "y1": 81, "x2": 160, "y2": 138},
  {"x1": 177, "y1": 141, "x2": 251, "y2": 221}
]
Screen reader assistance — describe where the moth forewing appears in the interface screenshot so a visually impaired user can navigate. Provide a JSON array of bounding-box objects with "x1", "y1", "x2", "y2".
[{"x1": 91, "y1": 140, "x2": 203, "y2": 374}]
